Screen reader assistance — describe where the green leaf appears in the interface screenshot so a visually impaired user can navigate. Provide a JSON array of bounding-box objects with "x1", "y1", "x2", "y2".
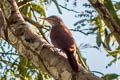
[
  {"x1": 104, "y1": 29, "x2": 111, "y2": 50},
  {"x1": 108, "y1": 50, "x2": 119, "y2": 57},
  {"x1": 0, "y1": 46, "x2": 5, "y2": 53},
  {"x1": 27, "y1": 8, "x2": 32, "y2": 18},
  {"x1": 96, "y1": 31, "x2": 102, "y2": 47},
  {"x1": 11, "y1": 71, "x2": 14, "y2": 76},
  {"x1": 106, "y1": 57, "x2": 118, "y2": 68},
  {"x1": 31, "y1": 3, "x2": 46, "y2": 17},
  {"x1": 20, "y1": 4, "x2": 29, "y2": 16},
  {"x1": 91, "y1": 27, "x2": 99, "y2": 33},
  {"x1": 103, "y1": 73, "x2": 119, "y2": 80}
]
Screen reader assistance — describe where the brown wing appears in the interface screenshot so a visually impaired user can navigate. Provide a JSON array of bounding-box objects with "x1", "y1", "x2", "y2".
[{"x1": 50, "y1": 25, "x2": 76, "y2": 53}]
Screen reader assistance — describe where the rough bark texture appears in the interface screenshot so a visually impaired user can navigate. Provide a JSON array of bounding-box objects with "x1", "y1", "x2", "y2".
[
  {"x1": 88, "y1": 0, "x2": 120, "y2": 45},
  {"x1": 0, "y1": 0, "x2": 103, "y2": 80}
]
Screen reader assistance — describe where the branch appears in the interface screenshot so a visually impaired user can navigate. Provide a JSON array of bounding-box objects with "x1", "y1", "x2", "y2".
[
  {"x1": 18, "y1": 0, "x2": 32, "y2": 8},
  {"x1": 0, "y1": 0, "x2": 103, "y2": 80},
  {"x1": 88, "y1": 0, "x2": 120, "y2": 45},
  {"x1": 0, "y1": 7, "x2": 8, "y2": 41},
  {"x1": 22, "y1": 14, "x2": 49, "y2": 42}
]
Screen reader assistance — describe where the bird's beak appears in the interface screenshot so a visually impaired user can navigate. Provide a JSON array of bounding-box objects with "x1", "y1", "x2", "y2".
[
  {"x1": 40, "y1": 17, "x2": 52, "y2": 25},
  {"x1": 40, "y1": 17, "x2": 49, "y2": 21}
]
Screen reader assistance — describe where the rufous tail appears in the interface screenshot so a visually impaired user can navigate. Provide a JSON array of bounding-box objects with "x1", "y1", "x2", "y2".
[{"x1": 66, "y1": 53, "x2": 78, "y2": 72}]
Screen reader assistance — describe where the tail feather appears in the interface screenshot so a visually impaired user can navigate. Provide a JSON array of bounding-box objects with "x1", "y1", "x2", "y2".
[{"x1": 66, "y1": 53, "x2": 78, "y2": 72}]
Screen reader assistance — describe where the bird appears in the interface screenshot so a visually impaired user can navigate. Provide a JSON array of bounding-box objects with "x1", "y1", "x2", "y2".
[{"x1": 40, "y1": 16, "x2": 78, "y2": 71}]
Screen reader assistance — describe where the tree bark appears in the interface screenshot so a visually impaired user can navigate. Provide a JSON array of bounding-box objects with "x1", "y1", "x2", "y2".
[{"x1": 0, "y1": 0, "x2": 103, "y2": 80}]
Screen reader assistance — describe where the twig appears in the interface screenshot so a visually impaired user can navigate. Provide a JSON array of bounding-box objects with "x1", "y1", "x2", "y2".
[
  {"x1": 58, "y1": 4, "x2": 79, "y2": 13},
  {"x1": 52, "y1": 0, "x2": 62, "y2": 14},
  {"x1": 70, "y1": 29, "x2": 96, "y2": 35}
]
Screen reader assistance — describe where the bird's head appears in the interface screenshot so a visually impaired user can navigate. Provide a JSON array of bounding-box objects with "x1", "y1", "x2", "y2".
[{"x1": 40, "y1": 15, "x2": 63, "y2": 26}]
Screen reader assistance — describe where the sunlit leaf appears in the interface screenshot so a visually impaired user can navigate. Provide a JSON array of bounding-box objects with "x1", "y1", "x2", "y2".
[
  {"x1": 27, "y1": 8, "x2": 32, "y2": 18},
  {"x1": 11, "y1": 71, "x2": 14, "y2": 76},
  {"x1": 31, "y1": 3, "x2": 46, "y2": 17}
]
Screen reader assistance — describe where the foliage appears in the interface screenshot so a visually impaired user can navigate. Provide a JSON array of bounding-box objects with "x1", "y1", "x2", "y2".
[
  {"x1": 74, "y1": 0, "x2": 120, "y2": 68},
  {"x1": 0, "y1": 41, "x2": 53, "y2": 80},
  {"x1": 71, "y1": 0, "x2": 120, "y2": 79}
]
